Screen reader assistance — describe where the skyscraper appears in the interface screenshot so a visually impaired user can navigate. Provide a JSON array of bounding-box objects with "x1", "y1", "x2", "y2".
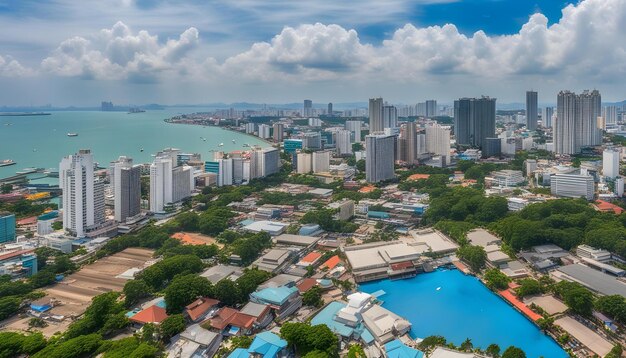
[
  {"x1": 382, "y1": 105, "x2": 398, "y2": 129},
  {"x1": 526, "y1": 91, "x2": 538, "y2": 131},
  {"x1": 603, "y1": 106, "x2": 618, "y2": 126},
  {"x1": 425, "y1": 124, "x2": 451, "y2": 165},
  {"x1": 60, "y1": 149, "x2": 105, "y2": 237},
  {"x1": 365, "y1": 134, "x2": 395, "y2": 183},
  {"x1": 112, "y1": 156, "x2": 141, "y2": 223},
  {"x1": 296, "y1": 152, "x2": 312, "y2": 174},
  {"x1": 150, "y1": 148, "x2": 192, "y2": 212},
  {"x1": 250, "y1": 147, "x2": 280, "y2": 178},
  {"x1": 302, "y1": 132, "x2": 322, "y2": 150},
  {"x1": 272, "y1": 123, "x2": 284, "y2": 142},
  {"x1": 543, "y1": 107, "x2": 554, "y2": 128},
  {"x1": 345, "y1": 120, "x2": 362, "y2": 143},
  {"x1": 454, "y1": 96, "x2": 496, "y2": 149},
  {"x1": 369, "y1": 97, "x2": 384, "y2": 132},
  {"x1": 404, "y1": 121, "x2": 418, "y2": 165},
  {"x1": 425, "y1": 100, "x2": 437, "y2": 118},
  {"x1": 555, "y1": 90, "x2": 602, "y2": 155},
  {"x1": 312, "y1": 151, "x2": 331, "y2": 173},
  {"x1": 327, "y1": 103, "x2": 333, "y2": 115},
  {"x1": 303, "y1": 99, "x2": 313, "y2": 117},
  {"x1": 603, "y1": 149, "x2": 620, "y2": 179},
  {"x1": 335, "y1": 129, "x2": 352, "y2": 155},
  {"x1": 258, "y1": 124, "x2": 271, "y2": 139},
  {"x1": 0, "y1": 213, "x2": 16, "y2": 243}
]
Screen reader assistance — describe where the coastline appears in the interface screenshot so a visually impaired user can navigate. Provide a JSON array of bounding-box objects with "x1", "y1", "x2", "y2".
[{"x1": 164, "y1": 118, "x2": 275, "y2": 147}]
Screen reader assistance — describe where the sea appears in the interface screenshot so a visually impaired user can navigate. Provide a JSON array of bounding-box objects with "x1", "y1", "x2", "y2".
[{"x1": 0, "y1": 109, "x2": 270, "y2": 180}]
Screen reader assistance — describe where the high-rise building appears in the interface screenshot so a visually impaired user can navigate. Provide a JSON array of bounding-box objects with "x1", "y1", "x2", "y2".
[
  {"x1": 425, "y1": 124, "x2": 451, "y2": 164},
  {"x1": 403, "y1": 122, "x2": 418, "y2": 165},
  {"x1": 60, "y1": 149, "x2": 105, "y2": 237},
  {"x1": 296, "y1": 152, "x2": 312, "y2": 174},
  {"x1": 335, "y1": 129, "x2": 352, "y2": 155},
  {"x1": 150, "y1": 148, "x2": 193, "y2": 212},
  {"x1": 345, "y1": 120, "x2": 362, "y2": 143},
  {"x1": 312, "y1": 151, "x2": 331, "y2": 173},
  {"x1": 603, "y1": 149, "x2": 620, "y2": 179},
  {"x1": 369, "y1": 97, "x2": 384, "y2": 132},
  {"x1": 555, "y1": 90, "x2": 602, "y2": 155},
  {"x1": 250, "y1": 147, "x2": 280, "y2": 178},
  {"x1": 526, "y1": 91, "x2": 538, "y2": 131},
  {"x1": 302, "y1": 132, "x2": 322, "y2": 150},
  {"x1": 272, "y1": 123, "x2": 284, "y2": 142},
  {"x1": 303, "y1": 100, "x2": 313, "y2": 117},
  {"x1": 454, "y1": 96, "x2": 496, "y2": 148},
  {"x1": 425, "y1": 100, "x2": 437, "y2": 118},
  {"x1": 550, "y1": 172, "x2": 594, "y2": 201},
  {"x1": 483, "y1": 138, "x2": 502, "y2": 158},
  {"x1": 327, "y1": 103, "x2": 333, "y2": 115},
  {"x1": 0, "y1": 212, "x2": 16, "y2": 243},
  {"x1": 365, "y1": 134, "x2": 395, "y2": 183},
  {"x1": 543, "y1": 107, "x2": 554, "y2": 128},
  {"x1": 112, "y1": 156, "x2": 141, "y2": 223},
  {"x1": 284, "y1": 139, "x2": 303, "y2": 154},
  {"x1": 382, "y1": 105, "x2": 398, "y2": 129},
  {"x1": 603, "y1": 106, "x2": 618, "y2": 126},
  {"x1": 258, "y1": 124, "x2": 271, "y2": 139},
  {"x1": 245, "y1": 122, "x2": 256, "y2": 134}
]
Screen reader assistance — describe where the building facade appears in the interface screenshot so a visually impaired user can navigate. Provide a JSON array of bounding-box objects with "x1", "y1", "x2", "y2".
[
  {"x1": 365, "y1": 134, "x2": 395, "y2": 183},
  {"x1": 454, "y1": 96, "x2": 496, "y2": 149},
  {"x1": 369, "y1": 98, "x2": 384, "y2": 132},
  {"x1": 112, "y1": 156, "x2": 141, "y2": 222},
  {"x1": 526, "y1": 91, "x2": 538, "y2": 131}
]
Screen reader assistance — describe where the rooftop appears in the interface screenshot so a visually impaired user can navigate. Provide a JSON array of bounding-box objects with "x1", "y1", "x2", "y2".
[
  {"x1": 248, "y1": 331, "x2": 287, "y2": 358},
  {"x1": 384, "y1": 339, "x2": 424, "y2": 358},
  {"x1": 274, "y1": 234, "x2": 320, "y2": 246},
  {"x1": 320, "y1": 255, "x2": 341, "y2": 270},
  {"x1": 466, "y1": 229, "x2": 501, "y2": 248},
  {"x1": 129, "y1": 305, "x2": 168, "y2": 324},
  {"x1": 555, "y1": 264, "x2": 626, "y2": 296},
  {"x1": 251, "y1": 285, "x2": 299, "y2": 306}
]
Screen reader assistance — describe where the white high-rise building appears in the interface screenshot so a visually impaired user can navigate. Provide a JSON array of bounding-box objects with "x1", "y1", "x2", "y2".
[
  {"x1": 550, "y1": 172, "x2": 594, "y2": 201},
  {"x1": 555, "y1": 90, "x2": 602, "y2": 155},
  {"x1": 149, "y1": 148, "x2": 193, "y2": 212},
  {"x1": 603, "y1": 106, "x2": 618, "y2": 126},
  {"x1": 543, "y1": 107, "x2": 554, "y2": 128},
  {"x1": 616, "y1": 177, "x2": 624, "y2": 197},
  {"x1": 60, "y1": 150, "x2": 105, "y2": 237},
  {"x1": 250, "y1": 147, "x2": 281, "y2": 178},
  {"x1": 555, "y1": 91, "x2": 577, "y2": 154},
  {"x1": 312, "y1": 151, "x2": 331, "y2": 173},
  {"x1": 245, "y1": 123, "x2": 256, "y2": 134},
  {"x1": 345, "y1": 120, "x2": 362, "y2": 143},
  {"x1": 603, "y1": 149, "x2": 620, "y2": 179},
  {"x1": 272, "y1": 123, "x2": 284, "y2": 142},
  {"x1": 335, "y1": 129, "x2": 352, "y2": 155},
  {"x1": 365, "y1": 134, "x2": 395, "y2": 183},
  {"x1": 425, "y1": 124, "x2": 451, "y2": 164},
  {"x1": 258, "y1": 124, "x2": 271, "y2": 139},
  {"x1": 296, "y1": 152, "x2": 312, "y2": 174},
  {"x1": 216, "y1": 159, "x2": 233, "y2": 186},
  {"x1": 369, "y1": 98, "x2": 384, "y2": 132},
  {"x1": 112, "y1": 156, "x2": 141, "y2": 223}
]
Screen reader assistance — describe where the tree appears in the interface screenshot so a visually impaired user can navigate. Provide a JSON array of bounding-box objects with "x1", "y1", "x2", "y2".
[
  {"x1": 0, "y1": 184, "x2": 12, "y2": 194},
  {"x1": 554, "y1": 281, "x2": 594, "y2": 316},
  {"x1": 123, "y1": 280, "x2": 152, "y2": 308},
  {"x1": 606, "y1": 345, "x2": 623, "y2": 358},
  {"x1": 0, "y1": 296, "x2": 21, "y2": 320},
  {"x1": 595, "y1": 295, "x2": 626, "y2": 324},
  {"x1": 164, "y1": 274, "x2": 213, "y2": 314},
  {"x1": 28, "y1": 317, "x2": 48, "y2": 328},
  {"x1": 139, "y1": 255, "x2": 204, "y2": 290},
  {"x1": 159, "y1": 314, "x2": 186, "y2": 341},
  {"x1": 460, "y1": 338, "x2": 473, "y2": 352},
  {"x1": 280, "y1": 322, "x2": 338, "y2": 357},
  {"x1": 483, "y1": 269, "x2": 510, "y2": 290},
  {"x1": 21, "y1": 332, "x2": 47, "y2": 355},
  {"x1": 516, "y1": 279, "x2": 542, "y2": 297},
  {"x1": 51, "y1": 221, "x2": 63, "y2": 230},
  {"x1": 65, "y1": 292, "x2": 125, "y2": 339},
  {"x1": 29, "y1": 270, "x2": 57, "y2": 288},
  {"x1": 485, "y1": 343, "x2": 501, "y2": 357},
  {"x1": 235, "y1": 269, "x2": 271, "y2": 300},
  {"x1": 417, "y1": 336, "x2": 446, "y2": 354},
  {"x1": 501, "y1": 346, "x2": 526, "y2": 358},
  {"x1": 457, "y1": 245, "x2": 487, "y2": 272},
  {"x1": 302, "y1": 286, "x2": 323, "y2": 308},
  {"x1": 53, "y1": 255, "x2": 76, "y2": 274},
  {"x1": 214, "y1": 279, "x2": 241, "y2": 306},
  {"x1": 175, "y1": 212, "x2": 200, "y2": 231},
  {"x1": 347, "y1": 344, "x2": 366, "y2": 358},
  {"x1": 100, "y1": 312, "x2": 130, "y2": 336},
  {"x1": 32, "y1": 333, "x2": 102, "y2": 358}
]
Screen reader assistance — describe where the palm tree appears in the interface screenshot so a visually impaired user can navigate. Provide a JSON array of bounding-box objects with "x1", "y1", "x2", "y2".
[{"x1": 460, "y1": 338, "x2": 473, "y2": 352}]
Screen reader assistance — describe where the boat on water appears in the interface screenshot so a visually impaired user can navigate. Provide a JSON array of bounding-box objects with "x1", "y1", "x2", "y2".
[
  {"x1": 16, "y1": 167, "x2": 38, "y2": 175},
  {"x1": 140, "y1": 148, "x2": 144, "y2": 152},
  {"x1": 128, "y1": 108, "x2": 146, "y2": 114},
  {"x1": 242, "y1": 143, "x2": 250, "y2": 147},
  {"x1": 219, "y1": 143, "x2": 224, "y2": 146},
  {"x1": 232, "y1": 139, "x2": 236, "y2": 143},
  {"x1": 0, "y1": 159, "x2": 16, "y2": 167},
  {"x1": 67, "y1": 133, "x2": 78, "y2": 137}
]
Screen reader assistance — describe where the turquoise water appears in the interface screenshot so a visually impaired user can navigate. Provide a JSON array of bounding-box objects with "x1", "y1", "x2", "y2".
[
  {"x1": 0, "y1": 110, "x2": 269, "y2": 179},
  {"x1": 360, "y1": 269, "x2": 567, "y2": 358}
]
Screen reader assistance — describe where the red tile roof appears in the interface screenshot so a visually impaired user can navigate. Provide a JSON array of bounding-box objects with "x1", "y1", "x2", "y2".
[
  {"x1": 301, "y1": 252, "x2": 322, "y2": 263},
  {"x1": 407, "y1": 174, "x2": 431, "y2": 181},
  {"x1": 229, "y1": 312, "x2": 256, "y2": 329},
  {"x1": 0, "y1": 249, "x2": 34, "y2": 262},
  {"x1": 296, "y1": 278, "x2": 318, "y2": 293},
  {"x1": 130, "y1": 305, "x2": 169, "y2": 324},
  {"x1": 390, "y1": 261, "x2": 414, "y2": 271},
  {"x1": 320, "y1": 255, "x2": 341, "y2": 270},
  {"x1": 16, "y1": 216, "x2": 37, "y2": 225},
  {"x1": 185, "y1": 297, "x2": 220, "y2": 321},
  {"x1": 595, "y1": 200, "x2": 625, "y2": 214},
  {"x1": 207, "y1": 307, "x2": 238, "y2": 330}
]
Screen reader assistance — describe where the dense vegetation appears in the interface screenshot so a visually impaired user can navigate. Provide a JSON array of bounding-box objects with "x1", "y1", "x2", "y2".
[{"x1": 280, "y1": 322, "x2": 339, "y2": 357}]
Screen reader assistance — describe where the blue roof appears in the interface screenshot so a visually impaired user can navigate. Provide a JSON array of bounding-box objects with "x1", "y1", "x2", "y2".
[
  {"x1": 155, "y1": 298, "x2": 167, "y2": 308},
  {"x1": 239, "y1": 219, "x2": 256, "y2": 226},
  {"x1": 251, "y1": 286, "x2": 298, "y2": 306},
  {"x1": 368, "y1": 211, "x2": 391, "y2": 219},
  {"x1": 30, "y1": 303, "x2": 52, "y2": 312},
  {"x1": 228, "y1": 348, "x2": 250, "y2": 358},
  {"x1": 384, "y1": 339, "x2": 424, "y2": 358},
  {"x1": 310, "y1": 301, "x2": 354, "y2": 338},
  {"x1": 248, "y1": 331, "x2": 287, "y2": 358},
  {"x1": 355, "y1": 324, "x2": 375, "y2": 344}
]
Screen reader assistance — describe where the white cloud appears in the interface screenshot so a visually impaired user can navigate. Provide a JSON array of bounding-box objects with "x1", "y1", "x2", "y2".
[
  {"x1": 0, "y1": 55, "x2": 34, "y2": 77},
  {"x1": 41, "y1": 21, "x2": 199, "y2": 81}
]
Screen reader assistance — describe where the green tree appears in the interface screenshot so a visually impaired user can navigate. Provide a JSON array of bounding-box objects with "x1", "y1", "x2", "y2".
[
  {"x1": 65, "y1": 292, "x2": 125, "y2": 339},
  {"x1": 302, "y1": 286, "x2": 324, "y2": 308},
  {"x1": 235, "y1": 269, "x2": 272, "y2": 300},
  {"x1": 0, "y1": 184, "x2": 12, "y2": 194},
  {"x1": 516, "y1": 279, "x2": 542, "y2": 297},
  {"x1": 457, "y1": 245, "x2": 487, "y2": 272},
  {"x1": 21, "y1": 332, "x2": 47, "y2": 355},
  {"x1": 123, "y1": 279, "x2": 152, "y2": 308},
  {"x1": 595, "y1": 295, "x2": 626, "y2": 324},
  {"x1": 501, "y1": 346, "x2": 526, "y2": 358},
  {"x1": 460, "y1": 338, "x2": 473, "y2": 352},
  {"x1": 606, "y1": 345, "x2": 623, "y2": 358},
  {"x1": 417, "y1": 335, "x2": 446, "y2": 354},
  {"x1": 159, "y1": 314, "x2": 186, "y2": 341},
  {"x1": 485, "y1": 343, "x2": 501, "y2": 357},
  {"x1": 483, "y1": 269, "x2": 510, "y2": 290},
  {"x1": 347, "y1": 344, "x2": 366, "y2": 358},
  {"x1": 29, "y1": 270, "x2": 57, "y2": 288},
  {"x1": 0, "y1": 296, "x2": 21, "y2": 320},
  {"x1": 164, "y1": 274, "x2": 213, "y2": 314},
  {"x1": 32, "y1": 333, "x2": 102, "y2": 358},
  {"x1": 214, "y1": 279, "x2": 241, "y2": 306},
  {"x1": 51, "y1": 221, "x2": 63, "y2": 230},
  {"x1": 280, "y1": 322, "x2": 338, "y2": 357},
  {"x1": 175, "y1": 212, "x2": 199, "y2": 231},
  {"x1": 554, "y1": 281, "x2": 594, "y2": 316},
  {"x1": 53, "y1": 255, "x2": 76, "y2": 273}
]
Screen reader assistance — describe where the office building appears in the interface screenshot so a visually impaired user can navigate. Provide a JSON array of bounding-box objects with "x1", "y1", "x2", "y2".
[
  {"x1": 205, "y1": 159, "x2": 233, "y2": 187},
  {"x1": 302, "y1": 132, "x2": 322, "y2": 150},
  {"x1": 616, "y1": 177, "x2": 624, "y2": 196},
  {"x1": 258, "y1": 124, "x2": 271, "y2": 139},
  {"x1": 425, "y1": 124, "x2": 451, "y2": 164},
  {"x1": 603, "y1": 149, "x2": 620, "y2": 179},
  {"x1": 283, "y1": 139, "x2": 303, "y2": 154},
  {"x1": 604, "y1": 106, "x2": 618, "y2": 126},
  {"x1": 402, "y1": 122, "x2": 418, "y2": 164},
  {"x1": 245, "y1": 122, "x2": 256, "y2": 134},
  {"x1": 525, "y1": 159, "x2": 538, "y2": 176},
  {"x1": 369, "y1": 97, "x2": 384, "y2": 132},
  {"x1": 250, "y1": 147, "x2": 280, "y2": 178},
  {"x1": 232, "y1": 157, "x2": 245, "y2": 184},
  {"x1": 550, "y1": 172, "x2": 594, "y2": 201},
  {"x1": 555, "y1": 90, "x2": 602, "y2": 154},
  {"x1": 483, "y1": 138, "x2": 502, "y2": 158},
  {"x1": 454, "y1": 96, "x2": 496, "y2": 148},
  {"x1": 312, "y1": 151, "x2": 331, "y2": 173},
  {"x1": 425, "y1": 100, "x2": 437, "y2": 117},
  {"x1": 112, "y1": 156, "x2": 141, "y2": 222},
  {"x1": 327, "y1": 103, "x2": 333, "y2": 115},
  {"x1": 345, "y1": 120, "x2": 362, "y2": 143},
  {"x1": 335, "y1": 129, "x2": 352, "y2": 155},
  {"x1": 303, "y1": 99, "x2": 313, "y2": 117},
  {"x1": 296, "y1": 152, "x2": 312, "y2": 174},
  {"x1": 60, "y1": 149, "x2": 105, "y2": 237},
  {"x1": 0, "y1": 213, "x2": 16, "y2": 243},
  {"x1": 37, "y1": 211, "x2": 58, "y2": 236},
  {"x1": 526, "y1": 91, "x2": 538, "y2": 131},
  {"x1": 150, "y1": 148, "x2": 193, "y2": 212},
  {"x1": 543, "y1": 107, "x2": 554, "y2": 128},
  {"x1": 365, "y1": 134, "x2": 395, "y2": 183},
  {"x1": 382, "y1": 105, "x2": 398, "y2": 129},
  {"x1": 577, "y1": 245, "x2": 612, "y2": 262},
  {"x1": 272, "y1": 123, "x2": 284, "y2": 142}
]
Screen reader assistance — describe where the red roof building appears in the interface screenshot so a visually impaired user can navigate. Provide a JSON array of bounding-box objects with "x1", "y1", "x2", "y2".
[
  {"x1": 320, "y1": 255, "x2": 341, "y2": 270},
  {"x1": 594, "y1": 200, "x2": 625, "y2": 215},
  {"x1": 207, "y1": 307, "x2": 238, "y2": 330},
  {"x1": 130, "y1": 305, "x2": 169, "y2": 325},
  {"x1": 296, "y1": 278, "x2": 318, "y2": 293},
  {"x1": 185, "y1": 297, "x2": 220, "y2": 322}
]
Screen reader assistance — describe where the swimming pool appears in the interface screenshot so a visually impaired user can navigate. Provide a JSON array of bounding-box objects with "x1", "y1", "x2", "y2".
[{"x1": 360, "y1": 269, "x2": 567, "y2": 358}]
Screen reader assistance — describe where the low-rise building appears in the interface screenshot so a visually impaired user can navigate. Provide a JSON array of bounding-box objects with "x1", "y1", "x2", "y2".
[
  {"x1": 553, "y1": 264, "x2": 626, "y2": 297},
  {"x1": 168, "y1": 324, "x2": 222, "y2": 358},
  {"x1": 200, "y1": 265, "x2": 244, "y2": 284},
  {"x1": 250, "y1": 285, "x2": 302, "y2": 321},
  {"x1": 550, "y1": 172, "x2": 595, "y2": 201},
  {"x1": 242, "y1": 220, "x2": 288, "y2": 236},
  {"x1": 184, "y1": 297, "x2": 220, "y2": 322},
  {"x1": 344, "y1": 242, "x2": 421, "y2": 282},
  {"x1": 252, "y1": 249, "x2": 294, "y2": 274},
  {"x1": 485, "y1": 170, "x2": 525, "y2": 188},
  {"x1": 576, "y1": 244, "x2": 611, "y2": 262},
  {"x1": 466, "y1": 229, "x2": 501, "y2": 248},
  {"x1": 0, "y1": 249, "x2": 37, "y2": 278}
]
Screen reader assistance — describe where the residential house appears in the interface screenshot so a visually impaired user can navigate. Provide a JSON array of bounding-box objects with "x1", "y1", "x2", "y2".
[{"x1": 250, "y1": 285, "x2": 302, "y2": 321}]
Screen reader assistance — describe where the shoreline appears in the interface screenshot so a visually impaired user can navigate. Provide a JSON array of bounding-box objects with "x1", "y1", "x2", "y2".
[{"x1": 164, "y1": 118, "x2": 275, "y2": 147}]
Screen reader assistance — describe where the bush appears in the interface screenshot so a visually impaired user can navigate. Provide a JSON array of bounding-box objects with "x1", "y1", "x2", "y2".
[{"x1": 483, "y1": 269, "x2": 510, "y2": 290}]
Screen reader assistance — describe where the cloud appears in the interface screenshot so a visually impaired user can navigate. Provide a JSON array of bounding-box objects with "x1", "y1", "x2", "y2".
[
  {"x1": 40, "y1": 21, "x2": 199, "y2": 81},
  {"x1": 0, "y1": 55, "x2": 34, "y2": 77}
]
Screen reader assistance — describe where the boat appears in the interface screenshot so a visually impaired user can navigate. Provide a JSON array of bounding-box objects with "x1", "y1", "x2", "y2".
[
  {"x1": 219, "y1": 143, "x2": 224, "y2": 146},
  {"x1": 0, "y1": 159, "x2": 16, "y2": 167},
  {"x1": 16, "y1": 167, "x2": 38, "y2": 174},
  {"x1": 140, "y1": 148, "x2": 144, "y2": 152},
  {"x1": 242, "y1": 143, "x2": 250, "y2": 147},
  {"x1": 232, "y1": 139, "x2": 236, "y2": 143},
  {"x1": 67, "y1": 133, "x2": 78, "y2": 137}
]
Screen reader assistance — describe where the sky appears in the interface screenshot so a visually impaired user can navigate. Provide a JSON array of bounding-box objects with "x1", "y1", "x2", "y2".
[{"x1": 0, "y1": 0, "x2": 624, "y2": 106}]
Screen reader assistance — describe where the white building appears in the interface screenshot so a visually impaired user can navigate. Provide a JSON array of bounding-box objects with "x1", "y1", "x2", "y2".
[
  {"x1": 250, "y1": 147, "x2": 280, "y2": 178},
  {"x1": 425, "y1": 124, "x2": 450, "y2": 165},
  {"x1": 345, "y1": 120, "x2": 362, "y2": 143},
  {"x1": 550, "y1": 172, "x2": 595, "y2": 201},
  {"x1": 296, "y1": 152, "x2": 312, "y2": 174},
  {"x1": 312, "y1": 151, "x2": 331, "y2": 173},
  {"x1": 258, "y1": 124, "x2": 271, "y2": 139},
  {"x1": 60, "y1": 149, "x2": 105, "y2": 237},
  {"x1": 555, "y1": 90, "x2": 601, "y2": 155},
  {"x1": 335, "y1": 129, "x2": 352, "y2": 155},
  {"x1": 365, "y1": 134, "x2": 395, "y2": 183},
  {"x1": 603, "y1": 149, "x2": 620, "y2": 179},
  {"x1": 111, "y1": 156, "x2": 141, "y2": 222},
  {"x1": 485, "y1": 170, "x2": 525, "y2": 188},
  {"x1": 577, "y1": 244, "x2": 611, "y2": 262},
  {"x1": 245, "y1": 122, "x2": 255, "y2": 134},
  {"x1": 216, "y1": 158, "x2": 233, "y2": 186},
  {"x1": 150, "y1": 148, "x2": 193, "y2": 212}
]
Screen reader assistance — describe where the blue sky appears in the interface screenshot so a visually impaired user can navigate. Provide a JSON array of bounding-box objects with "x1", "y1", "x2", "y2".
[{"x1": 0, "y1": 0, "x2": 623, "y2": 106}]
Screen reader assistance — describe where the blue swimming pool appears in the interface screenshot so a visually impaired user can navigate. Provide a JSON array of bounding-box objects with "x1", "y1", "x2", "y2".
[{"x1": 360, "y1": 269, "x2": 567, "y2": 358}]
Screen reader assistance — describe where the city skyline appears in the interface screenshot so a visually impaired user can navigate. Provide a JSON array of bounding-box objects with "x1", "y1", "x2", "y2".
[{"x1": 1, "y1": 0, "x2": 625, "y2": 106}]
